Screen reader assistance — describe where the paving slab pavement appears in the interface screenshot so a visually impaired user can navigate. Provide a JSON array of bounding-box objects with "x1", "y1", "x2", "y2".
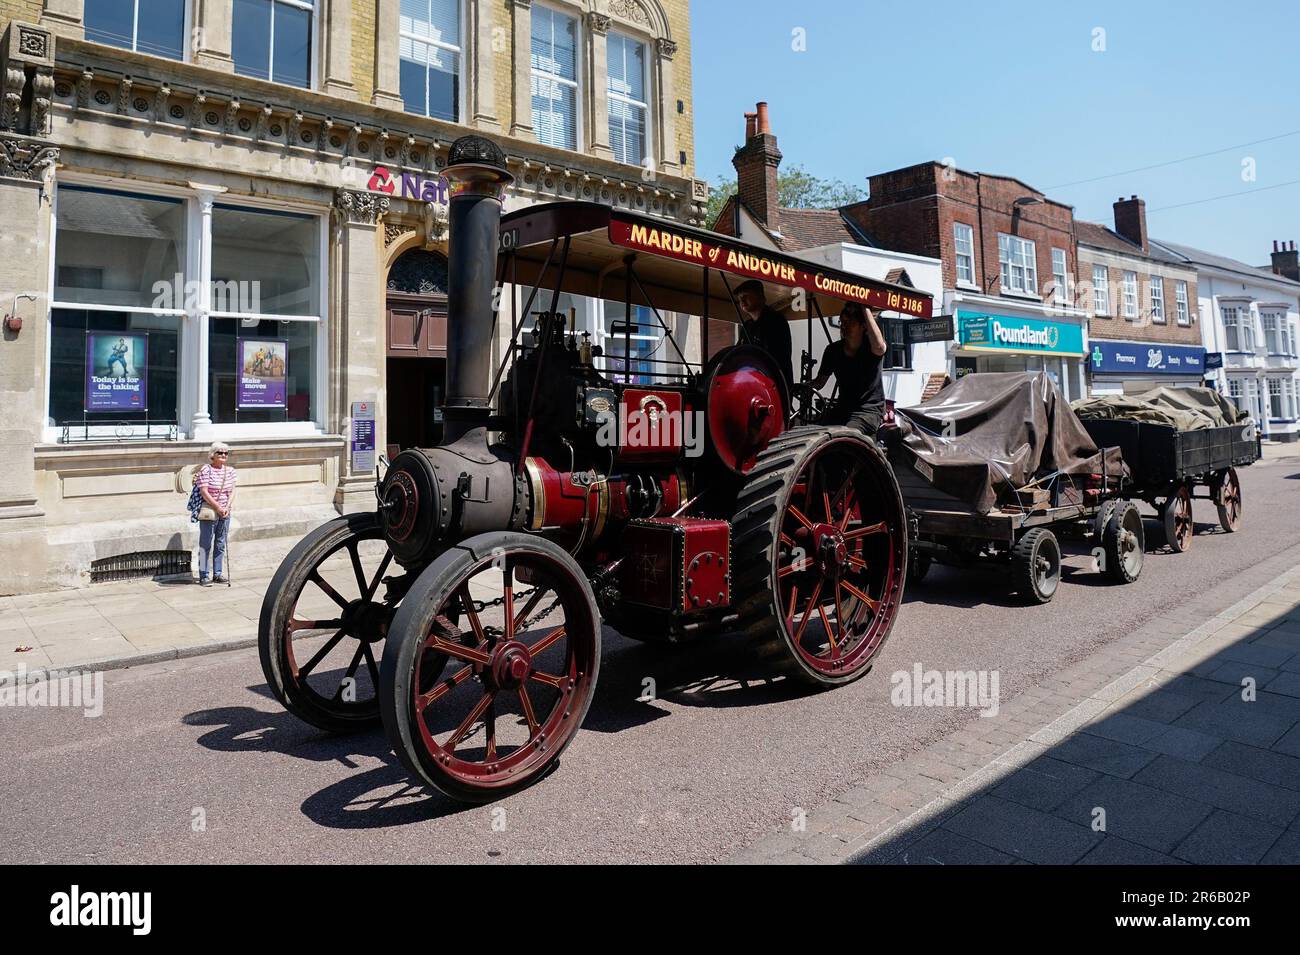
[{"x1": 728, "y1": 560, "x2": 1300, "y2": 865}]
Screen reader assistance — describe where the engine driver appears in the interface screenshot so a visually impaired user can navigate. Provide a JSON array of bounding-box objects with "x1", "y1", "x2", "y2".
[
  {"x1": 809, "y1": 302, "x2": 888, "y2": 435},
  {"x1": 734, "y1": 279, "x2": 794, "y2": 394}
]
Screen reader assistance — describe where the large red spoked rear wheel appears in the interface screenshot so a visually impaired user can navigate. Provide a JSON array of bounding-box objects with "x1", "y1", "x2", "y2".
[
  {"x1": 732, "y1": 427, "x2": 907, "y2": 687},
  {"x1": 259, "y1": 512, "x2": 399, "y2": 732},
  {"x1": 380, "y1": 532, "x2": 600, "y2": 803}
]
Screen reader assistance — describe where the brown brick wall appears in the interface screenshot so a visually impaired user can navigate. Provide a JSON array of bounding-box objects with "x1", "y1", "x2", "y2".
[
  {"x1": 857, "y1": 163, "x2": 1077, "y2": 301},
  {"x1": 1078, "y1": 248, "x2": 1201, "y2": 345}
]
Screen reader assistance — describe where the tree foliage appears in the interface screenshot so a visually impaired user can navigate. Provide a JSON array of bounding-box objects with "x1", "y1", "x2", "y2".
[{"x1": 703, "y1": 164, "x2": 866, "y2": 228}]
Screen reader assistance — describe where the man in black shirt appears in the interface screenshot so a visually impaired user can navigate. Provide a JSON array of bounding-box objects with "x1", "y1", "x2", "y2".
[
  {"x1": 735, "y1": 280, "x2": 794, "y2": 394},
  {"x1": 810, "y1": 302, "x2": 887, "y2": 435}
]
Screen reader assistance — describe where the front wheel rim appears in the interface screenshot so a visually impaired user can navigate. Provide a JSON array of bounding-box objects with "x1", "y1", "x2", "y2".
[{"x1": 406, "y1": 550, "x2": 598, "y2": 790}]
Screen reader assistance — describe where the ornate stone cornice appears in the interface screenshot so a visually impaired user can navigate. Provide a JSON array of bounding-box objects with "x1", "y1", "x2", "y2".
[
  {"x1": 0, "y1": 134, "x2": 58, "y2": 182},
  {"x1": 588, "y1": 12, "x2": 611, "y2": 35},
  {"x1": 608, "y1": 0, "x2": 649, "y2": 26},
  {"x1": 334, "y1": 188, "x2": 389, "y2": 225},
  {"x1": 657, "y1": 38, "x2": 678, "y2": 60}
]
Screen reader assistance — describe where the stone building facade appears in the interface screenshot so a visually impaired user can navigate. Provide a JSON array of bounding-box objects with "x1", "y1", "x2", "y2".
[{"x1": 0, "y1": 0, "x2": 703, "y2": 593}]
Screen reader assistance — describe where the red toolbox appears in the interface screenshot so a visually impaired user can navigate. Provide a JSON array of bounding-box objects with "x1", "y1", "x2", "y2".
[{"x1": 618, "y1": 517, "x2": 731, "y2": 615}]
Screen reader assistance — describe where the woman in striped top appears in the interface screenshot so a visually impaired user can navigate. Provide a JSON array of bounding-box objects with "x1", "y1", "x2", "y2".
[{"x1": 194, "y1": 442, "x2": 237, "y2": 585}]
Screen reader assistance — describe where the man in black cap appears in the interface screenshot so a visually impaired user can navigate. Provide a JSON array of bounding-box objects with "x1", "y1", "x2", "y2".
[
  {"x1": 810, "y1": 302, "x2": 888, "y2": 435},
  {"x1": 735, "y1": 279, "x2": 794, "y2": 393}
]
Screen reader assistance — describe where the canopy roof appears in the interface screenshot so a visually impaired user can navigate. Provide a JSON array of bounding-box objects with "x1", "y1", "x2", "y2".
[{"x1": 498, "y1": 201, "x2": 933, "y2": 322}]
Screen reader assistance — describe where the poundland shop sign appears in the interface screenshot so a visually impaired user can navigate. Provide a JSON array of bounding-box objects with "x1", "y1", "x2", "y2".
[{"x1": 958, "y1": 310, "x2": 1085, "y2": 357}]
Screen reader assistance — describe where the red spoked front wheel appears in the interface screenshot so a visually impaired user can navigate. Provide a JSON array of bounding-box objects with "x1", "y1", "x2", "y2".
[
  {"x1": 380, "y1": 532, "x2": 601, "y2": 803},
  {"x1": 733, "y1": 427, "x2": 907, "y2": 686}
]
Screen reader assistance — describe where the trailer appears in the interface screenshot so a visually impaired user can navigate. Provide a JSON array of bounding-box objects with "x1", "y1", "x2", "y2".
[
  {"x1": 1079, "y1": 418, "x2": 1259, "y2": 552},
  {"x1": 896, "y1": 454, "x2": 1144, "y2": 604}
]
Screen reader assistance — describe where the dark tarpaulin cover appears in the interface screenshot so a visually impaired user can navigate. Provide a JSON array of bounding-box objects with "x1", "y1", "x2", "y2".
[
  {"x1": 893, "y1": 371, "x2": 1128, "y2": 514},
  {"x1": 1071, "y1": 386, "x2": 1250, "y2": 431}
]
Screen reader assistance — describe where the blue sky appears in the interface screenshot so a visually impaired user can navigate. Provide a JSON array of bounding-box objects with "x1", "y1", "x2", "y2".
[{"x1": 690, "y1": 0, "x2": 1300, "y2": 265}]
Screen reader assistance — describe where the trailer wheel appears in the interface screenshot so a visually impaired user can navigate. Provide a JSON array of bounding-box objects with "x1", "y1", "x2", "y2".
[
  {"x1": 259, "y1": 512, "x2": 399, "y2": 732},
  {"x1": 380, "y1": 532, "x2": 600, "y2": 803},
  {"x1": 1162, "y1": 484, "x2": 1193, "y2": 552},
  {"x1": 1213, "y1": 468, "x2": 1242, "y2": 533},
  {"x1": 1012, "y1": 527, "x2": 1060, "y2": 604},
  {"x1": 1102, "y1": 502, "x2": 1145, "y2": 584},
  {"x1": 1092, "y1": 500, "x2": 1117, "y2": 547},
  {"x1": 732, "y1": 426, "x2": 907, "y2": 687}
]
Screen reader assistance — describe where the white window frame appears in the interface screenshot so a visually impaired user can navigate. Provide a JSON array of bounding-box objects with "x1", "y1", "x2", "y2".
[
  {"x1": 1149, "y1": 275, "x2": 1165, "y2": 323},
  {"x1": 1050, "y1": 247, "x2": 1068, "y2": 304},
  {"x1": 1267, "y1": 377, "x2": 1286, "y2": 419},
  {"x1": 606, "y1": 29, "x2": 651, "y2": 167},
  {"x1": 84, "y1": 0, "x2": 192, "y2": 62},
  {"x1": 1175, "y1": 280, "x2": 1190, "y2": 325},
  {"x1": 1092, "y1": 264, "x2": 1110, "y2": 316},
  {"x1": 44, "y1": 174, "x2": 329, "y2": 443},
  {"x1": 997, "y1": 233, "x2": 1037, "y2": 295},
  {"x1": 234, "y1": 0, "x2": 319, "y2": 90},
  {"x1": 954, "y1": 222, "x2": 976, "y2": 287},
  {"x1": 530, "y1": 2, "x2": 583, "y2": 152},
  {"x1": 399, "y1": 0, "x2": 466, "y2": 122},
  {"x1": 1222, "y1": 303, "x2": 1254, "y2": 352},
  {"x1": 1121, "y1": 270, "x2": 1138, "y2": 320}
]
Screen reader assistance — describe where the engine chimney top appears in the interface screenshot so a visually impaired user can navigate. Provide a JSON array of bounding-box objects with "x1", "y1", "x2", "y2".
[{"x1": 443, "y1": 134, "x2": 514, "y2": 196}]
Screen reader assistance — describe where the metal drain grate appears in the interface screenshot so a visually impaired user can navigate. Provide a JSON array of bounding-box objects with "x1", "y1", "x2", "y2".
[{"x1": 90, "y1": 550, "x2": 192, "y2": 583}]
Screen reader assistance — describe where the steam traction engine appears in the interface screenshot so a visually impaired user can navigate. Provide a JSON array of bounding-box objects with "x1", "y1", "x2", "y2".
[{"x1": 258, "y1": 135, "x2": 926, "y2": 803}]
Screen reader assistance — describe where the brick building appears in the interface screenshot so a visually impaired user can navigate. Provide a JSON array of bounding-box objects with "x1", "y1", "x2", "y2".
[
  {"x1": 846, "y1": 162, "x2": 1091, "y2": 401},
  {"x1": 0, "y1": 0, "x2": 703, "y2": 592},
  {"x1": 1077, "y1": 196, "x2": 1204, "y2": 394}
]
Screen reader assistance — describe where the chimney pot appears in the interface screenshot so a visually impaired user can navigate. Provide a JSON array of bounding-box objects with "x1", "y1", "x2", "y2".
[
  {"x1": 744, "y1": 111, "x2": 757, "y2": 139},
  {"x1": 1112, "y1": 195, "x2": 1149, "y2": 254},
  {"x1": 1275, "y1": 240, "x2": 1280, "y2": 252},
  {"x1": 756, "y1": 102, "x2": 770, "y2": 134}
]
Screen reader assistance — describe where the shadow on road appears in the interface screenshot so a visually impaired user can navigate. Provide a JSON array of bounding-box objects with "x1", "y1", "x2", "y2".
[{"x1": 844, "y1": 601, "x2": 1300, "y2": 864}]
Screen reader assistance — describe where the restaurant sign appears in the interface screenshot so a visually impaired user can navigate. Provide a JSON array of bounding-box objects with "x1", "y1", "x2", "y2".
[{"x1": 607, "y1": 216, "x2": 931, "y2": 317}]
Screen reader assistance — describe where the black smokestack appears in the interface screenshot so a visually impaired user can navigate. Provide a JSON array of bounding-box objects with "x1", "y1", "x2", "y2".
[{"x1": 440, "y1": 135, "x2": 513, "y2": 439}]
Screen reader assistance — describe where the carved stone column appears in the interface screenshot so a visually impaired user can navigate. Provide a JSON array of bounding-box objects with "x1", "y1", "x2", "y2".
[
  {"x1": 322, "y1": 0, "x2": 356, "y2": 98},
  {"x1": 0, "y1": 134, "x2": 57, "y2": 592},
  {"x1": 39, "y1": 0, "x2": 83, "y2": 40},
  {"x1": 371, "y1": 0, "x2": 404, "y2": 110},
  {"x1": 2, "y1": 22, "x2": 56, "y2": 137},
  {"x1": 655, "y1": 38, "x2": 679, "y2": 175},
  {"x1": 192, "y1": 0, "x2": 235, "y2": 73},
  {"x1": 585, "y1": 12, "x2": 612, "y2": 159},
  {"x1": 469, "y1": 0, "x2": 500, "y2": 130},
  {"x1": 331, "y1": 189, "x2": 389, "y2": 513},
  {"x1": 508, "y1": 0, "x2": 534, "y2": 141}
]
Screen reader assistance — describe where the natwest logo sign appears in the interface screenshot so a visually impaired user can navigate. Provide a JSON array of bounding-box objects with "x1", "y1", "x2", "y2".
[{"x1": 366, "y1": 165, "x2": 449, "y2": 205}]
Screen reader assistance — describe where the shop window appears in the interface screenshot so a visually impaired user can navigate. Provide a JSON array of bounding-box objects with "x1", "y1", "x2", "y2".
[
  {"x1": 400, "y1": 0, "x2": 462, "y2": 122},
  {"x1": 1092, "y1": 265, "x2": 1110, "y2": 316},
  {"x1": 1175, "y1": 281, "x2": 1190, "y2": 325},
  {"x1": 531, "y1": 5, "x2": 580, "y2": 150},
  {"x1": 954, "y1": 223, "x2": 975, "y2": 286},
  {"x1": 48, "y1": 309, "x2": 180, "y2": 431},
  {"x1": 607, "y1": 32, "x2": 648, "y2": 166},
  {"x1": 1121, "y1": 271, "x2": 1137, "y2": 319},
  {"x1": 232, "y1": 0, "x2": 314, "y2": 88},
  {"x1": 997, "y1": 234, "x2": 1036, "y2": 295},
  {"x1": 54, "y1": 186, "x2": 186, "y2": 310},
  {"x1": 208, "y1": 205, "x2": 320, "y2": 423},
  {"x1": 84, "y1": 0, "x2": 186, "y2": 60},
  {"x1": 1149, "y1": 276, "x2": 1165, "y2": 323}
]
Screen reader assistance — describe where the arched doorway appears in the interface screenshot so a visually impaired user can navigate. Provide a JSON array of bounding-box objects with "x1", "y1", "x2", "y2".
[{"x1": 386, "y1": 247, "x2": 449, "y2": 454}]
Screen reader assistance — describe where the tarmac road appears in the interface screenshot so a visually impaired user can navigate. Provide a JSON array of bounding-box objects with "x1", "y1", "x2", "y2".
[{"x1": 3, "y1": 457, "x2": 1299, "y2": 864}]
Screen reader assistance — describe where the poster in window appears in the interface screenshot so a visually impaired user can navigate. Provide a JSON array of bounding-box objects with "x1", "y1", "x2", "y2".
[
  {"x1": 85, "y1": 332, "x2": 148, "y2": 412},
  {"x1": 238, "y1": 338, "x2": 288, "y2": 408}
]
